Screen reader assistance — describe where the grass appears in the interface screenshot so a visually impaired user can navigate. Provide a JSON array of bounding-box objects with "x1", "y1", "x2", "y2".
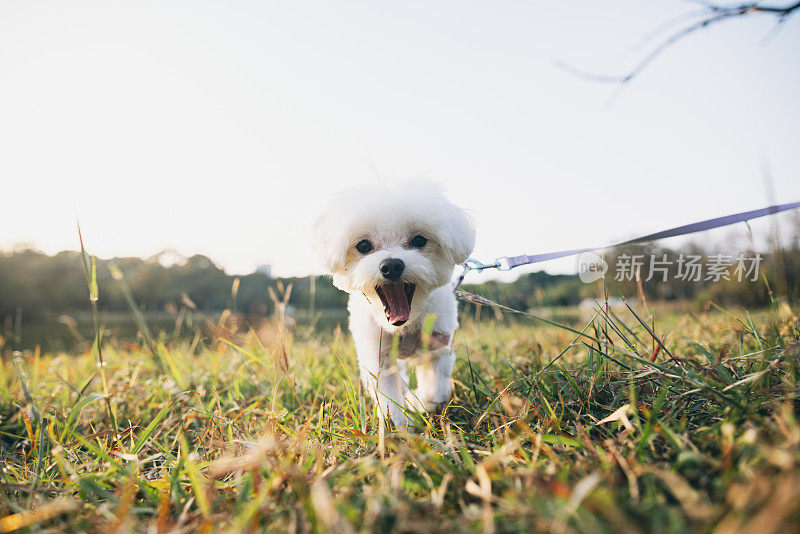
[{"x1": 0, "y1": 293, "x2": 799, "y2": 532}]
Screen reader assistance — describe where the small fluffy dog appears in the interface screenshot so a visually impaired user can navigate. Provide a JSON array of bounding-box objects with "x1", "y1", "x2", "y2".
[{"x1": 312, "y1": 183, "x2": 475, "y2": 430}]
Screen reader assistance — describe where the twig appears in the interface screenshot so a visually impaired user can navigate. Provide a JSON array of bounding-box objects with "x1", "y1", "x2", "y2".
[{"x1": 560, "y1": 1, "x2": 800, "y2": 88}]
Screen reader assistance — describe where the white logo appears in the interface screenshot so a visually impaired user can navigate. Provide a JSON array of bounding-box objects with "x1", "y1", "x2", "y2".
[{"x1": 577, "y1": 251, "x2": 608, "y2": 283}]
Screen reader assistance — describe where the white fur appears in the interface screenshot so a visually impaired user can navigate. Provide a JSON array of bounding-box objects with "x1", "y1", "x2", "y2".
[{"x1": 312, "y1": 182, "x2": 475, "y2": 430}]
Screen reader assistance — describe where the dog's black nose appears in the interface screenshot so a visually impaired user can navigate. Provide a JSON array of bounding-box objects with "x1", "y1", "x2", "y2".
[{"x1": 379, "y1": 258, "x2": 405, "y2": 281}]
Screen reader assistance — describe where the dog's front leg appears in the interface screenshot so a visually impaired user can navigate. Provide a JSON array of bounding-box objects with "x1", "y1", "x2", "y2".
[
  {"x1": 360, "y1": 364, "x2": 410, "y2": 431},
  {"x1": 356, "y1": 343, "x2": 411, "y2": 431},
  {"x1": 410, "y1": 347, "x2": 455, "y2": 412}
]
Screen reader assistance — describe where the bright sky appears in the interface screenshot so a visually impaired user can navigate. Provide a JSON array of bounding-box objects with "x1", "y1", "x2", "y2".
[{"x1": 2, "y1": 1, "x2": 799, "y2": 281}]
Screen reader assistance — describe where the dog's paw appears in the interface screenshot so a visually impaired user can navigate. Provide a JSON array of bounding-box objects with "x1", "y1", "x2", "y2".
[
  {"x1": 380, "y1": 406, "x2": 415, "y2": 433},
  {"x1": 423, "y1": 399, "x2": 448, "y2": 414},
  {"x1": 405, "y1": 391, "x2": 428, "y2": 413},
  {"x1": 387, "y1": 414, "x2": 415, "y2": 433},
  {"x1": 406, "y1": 389, "x2": 448, "y2": 413}
]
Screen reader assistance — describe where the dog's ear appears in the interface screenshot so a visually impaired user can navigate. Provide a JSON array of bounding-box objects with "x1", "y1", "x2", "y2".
[
  {"x1": 311, "y1": 211, "x2": 348, "y2": 274},
  {"x1": 440, "y1": 204, "x2": 476, "y2": 265}
]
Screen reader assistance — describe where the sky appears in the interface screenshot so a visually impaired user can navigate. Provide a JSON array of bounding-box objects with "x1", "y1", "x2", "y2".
[{"x1": 1, "y1": 1, "x2": 799, "y2": 282}]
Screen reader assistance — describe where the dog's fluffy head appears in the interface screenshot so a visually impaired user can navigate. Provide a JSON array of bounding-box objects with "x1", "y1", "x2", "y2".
[{"x1": 312, "y1": 182, "x2": 475, "y2": 330}]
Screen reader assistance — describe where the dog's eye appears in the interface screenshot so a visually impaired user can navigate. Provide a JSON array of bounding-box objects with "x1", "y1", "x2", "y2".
[
  {"x1": 355, "y1": 239, "x2": 374, "y2": 254},
  {"x1": 409, "y1": 235, "x2": 427, "y2": 248}
]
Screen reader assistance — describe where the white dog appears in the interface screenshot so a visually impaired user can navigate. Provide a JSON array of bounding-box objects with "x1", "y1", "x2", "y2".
[{"x1": 312, "y1": 183, "x2": 475, "y2": 430}]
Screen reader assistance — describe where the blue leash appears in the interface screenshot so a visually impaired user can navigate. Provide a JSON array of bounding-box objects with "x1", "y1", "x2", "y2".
[{"x1": 454, "y1": 200, "x2": 800, "y2": 291}]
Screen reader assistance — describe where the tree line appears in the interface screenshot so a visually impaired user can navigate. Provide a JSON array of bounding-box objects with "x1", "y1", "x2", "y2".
[
  {"x1": 1, "y1": 230, "x2": 798, "y2": 324},
  {"x1": 0, "y1": 249, "x2": 347, "y2": 320}
]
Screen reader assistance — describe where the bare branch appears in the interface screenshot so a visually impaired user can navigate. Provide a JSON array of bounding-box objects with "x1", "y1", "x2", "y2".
[{"x1": 560, "y1": 1, "x2": 800, "y2": 87}]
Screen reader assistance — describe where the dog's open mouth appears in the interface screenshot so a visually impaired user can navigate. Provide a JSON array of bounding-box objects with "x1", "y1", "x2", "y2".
[{"x1": 374, "y1": 283, "x2": 415, "y2": 326}]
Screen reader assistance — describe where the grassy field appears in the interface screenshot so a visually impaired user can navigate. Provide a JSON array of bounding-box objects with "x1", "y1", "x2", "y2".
[{"x1": 1, "y1": 295, "x2": 799, "y2": 533}]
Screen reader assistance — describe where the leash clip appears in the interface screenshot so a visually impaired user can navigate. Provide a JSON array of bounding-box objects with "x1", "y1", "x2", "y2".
[
  {"x1": 463, "y1": 258, "x2": 501, "y2": 272},
  {"x1": 453, "y1": 257, "x2": 502, "y2": 293}
]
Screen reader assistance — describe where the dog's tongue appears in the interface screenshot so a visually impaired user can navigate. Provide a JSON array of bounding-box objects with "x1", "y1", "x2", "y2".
[{"x1": 382, "y1": 284, "x2": 410, "y2": 325}]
